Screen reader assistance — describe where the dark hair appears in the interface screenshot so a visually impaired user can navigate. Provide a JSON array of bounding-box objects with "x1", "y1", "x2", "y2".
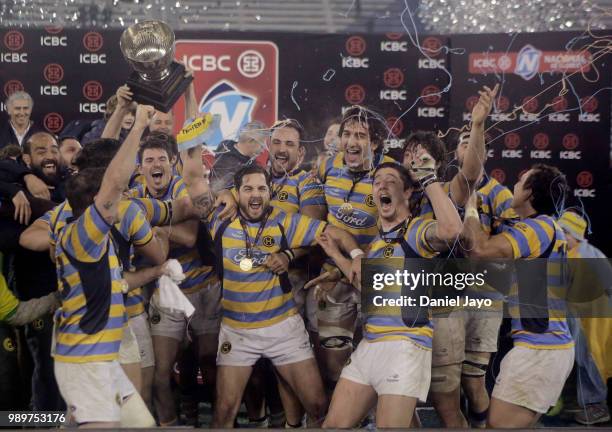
[
  {"x1": 138, "y1": 134, "x2": 172, "y2": 163},
  {"x1": 147, "y1": 131, "x2": 178, "y2": 159},
  {"x1": 65, "y1": 167, "x2": 105, "y2": 217},
  {"x1": 23, "y1": 132, "x2": 58, "y2": 156},
  {"x1": 73, "y1": 138, "x2": 120, "y2": 171},
  {"x1": 403, "y1": 131, "x2": 447, "y2": 178},
  {"x1": 374, "y1": 161, "x2": 415, "y2": 191},
  {"x1": 339, "y1": 106, "x2": 387, "y2": 153},
  {"x1": 523, "y1": 164, "x2": 568, "y2": 216},
  {"x1": 59, "y1": 136, "x2": 80, "y2": 149},
  {"x1": 270, "y1": 119, "x2": 304, "y2": 145},
  {"x1": 234, "y1": 164, "x2": 271, "y2": 190},
  {"x1": 0, "y1": 144, "x2": 22, "y2": 160}
]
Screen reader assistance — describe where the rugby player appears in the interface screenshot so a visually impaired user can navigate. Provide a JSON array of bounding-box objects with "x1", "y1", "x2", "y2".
[
  {"x1": 463, "y1": 164, "x2": 574, "y2": 428},
  {"x1": 403, "y1": 85, "x2": 500, "y2": 427},
  {"x1": 314, "y1": 105, "x2": 394, "y2": 388},
  {"x1": 182, "y1": 146, "x2": 361, "y2": 427},
  {"x1": 317, "y1": 162, "x2": 462, "y2": 428},
  {"x1": 52, "y1": 104, "x2": 158, "y2": 427}
]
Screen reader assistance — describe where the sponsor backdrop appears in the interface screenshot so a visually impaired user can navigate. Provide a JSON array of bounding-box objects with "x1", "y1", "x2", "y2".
[{"x1": 0, "y1": 28, "x2": 609, "y2": 251}]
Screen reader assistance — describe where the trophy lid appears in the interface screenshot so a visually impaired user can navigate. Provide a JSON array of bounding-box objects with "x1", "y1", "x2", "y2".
[{"x1": 120, "y1": 20, "x2": 176, "y2": 75}]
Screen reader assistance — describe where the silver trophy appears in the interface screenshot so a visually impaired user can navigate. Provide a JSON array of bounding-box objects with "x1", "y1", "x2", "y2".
[{"x1": 120, "y1": 20, "x2": 192, "y2": 113}]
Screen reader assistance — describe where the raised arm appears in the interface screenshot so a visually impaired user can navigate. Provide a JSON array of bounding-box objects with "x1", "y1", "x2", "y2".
[
  {"x1": 450, "y1": 84, "x2": 498, "y2": 207},
  {"x1": 96, "y1": 104, "x2": 154, "y2": 224},
  {"x1": 423, "y1": 181, "x2": 463, "y2": 252},
  {"x1": 101, "y1": 85, "x2": 134, "y2": 140},
  {"x1": 182, "y1": 144, "x2": 214, "y2": 219}
]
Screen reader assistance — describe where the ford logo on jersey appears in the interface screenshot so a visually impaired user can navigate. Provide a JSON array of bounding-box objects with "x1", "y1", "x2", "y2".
[
  {"x1": 232, "y1": 248, "x2": 268, "y2": 268},
  {"x1": 199, "y1": 80, "x2": 257, "y2": 150},
  {"x1": 333, "y1": 207, "x2": 376, "y2": 229}
]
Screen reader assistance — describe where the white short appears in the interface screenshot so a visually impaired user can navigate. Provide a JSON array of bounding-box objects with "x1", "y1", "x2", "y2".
[
  {"x1": 340, "y1": 339, "x2": 432, "y2": 401},
  {"x1": 129, "y1": 313, "x2": 155, "y2": 368},
  {"x1": 55, "y1": 360, "x2": 136, "y2": 424},
  {"x1": 464, "y1": 308, "x2": 503, "y2": 353},
  {"x1": 149, "y1": 280, "x2": 222, "y2": 340},
  {"x1": 492, "y1": 345, "x2": 575, "y2": 413},
  {"x1": 216, "y1": 314, "x2": 314, "y2": 367},
  {"x1": 118, "y1": 321, "x2": 141, "y2": 365},
  {"x1": 431, "y1": 310, "x2": 466, "y2": 367}
]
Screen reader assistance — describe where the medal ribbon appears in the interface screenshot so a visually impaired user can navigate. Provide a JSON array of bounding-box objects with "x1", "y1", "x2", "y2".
[{"x1": 239, "y1": 208, "x2": 272, "y2": 259}]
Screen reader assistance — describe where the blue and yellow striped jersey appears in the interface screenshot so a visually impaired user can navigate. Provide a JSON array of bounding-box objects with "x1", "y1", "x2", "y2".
[
  {"x1": 129, "y1": 175, "x2": 216, "y2": 294},
  {"x1": 364, "y1": 216, "x2": 437, "y2": 348},
  {"x1": 270, "y1": 169, "x2": 326, "y2": 214},
  {"x1": 476, "y1": 176, "x2": 517, "y2": 234},
  {"x1": 500, "y1": 215, "x2": 573, "y2": 349},
  {"x1": 53, "y1": 204, "x2": 127, "y2": 363},
  {"x1": 208, "y1": 207, "x2": 327, "y2": 329},
  {"x1": 318, "y1": 152, "x2": 394, "y2": 248},
  {"x1": 46, "y1": 200, "x2": 153, "y2": 318}
]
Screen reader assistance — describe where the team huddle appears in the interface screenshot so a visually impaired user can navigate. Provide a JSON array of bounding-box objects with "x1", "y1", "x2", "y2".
[{"x1": 3, "y1": 80, "x2": 583, "y2": 429}]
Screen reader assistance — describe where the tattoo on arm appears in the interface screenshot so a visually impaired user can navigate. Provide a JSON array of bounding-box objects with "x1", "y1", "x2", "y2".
[
  {"x1": 193, "y1": 192, "x2": 213, "y2": 218},
  {"x1": 103, "y1": 201, "x2": 113, "y2": 210},
  {"x1": 424, "y1": 222, "x2": 447, "y2": 253}
]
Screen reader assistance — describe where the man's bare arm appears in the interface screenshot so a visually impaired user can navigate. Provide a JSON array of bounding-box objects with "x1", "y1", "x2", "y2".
[
  {"x1": 96, "y1": 104, "x2": 154, "y2": 224},
  {"x1": 181, "y1": 145, "x2": 214, "y2": 219},
  {"x1": 101, "y1": 85, "x2": 133, "y2": 140}
]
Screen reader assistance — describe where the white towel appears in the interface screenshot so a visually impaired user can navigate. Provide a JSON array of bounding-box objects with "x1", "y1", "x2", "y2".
[{"x1": 154, "y1": 259, "x2": 194, "y2": 318}]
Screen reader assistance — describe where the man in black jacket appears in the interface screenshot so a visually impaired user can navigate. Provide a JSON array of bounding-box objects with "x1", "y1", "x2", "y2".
[{"x1": 0, "y1": 91, "x2": 40, "y2": 150}]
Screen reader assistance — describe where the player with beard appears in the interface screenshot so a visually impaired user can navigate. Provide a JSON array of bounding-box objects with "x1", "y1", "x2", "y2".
[
  {"x1": 463, "y1": 164, "x2": 574, "y2": 428},
  {"x1": 312, "y1": 105, "x2": 393, "y2": 391},
  {"x1": 127, "y1": 135, "x2": 236, "y2": 426},
  {"x1": 245, "y1": 119, "x2": 327, "y2": 427},
  {"x1": 317, "y1": 162, "x2": 462, "y2": 428},
  {"x1": 402, "y1": 85, "x2": 499, "y2": 428},
  {"x1": 182, "y1": 150, "x2": 361, "y2": 428}
]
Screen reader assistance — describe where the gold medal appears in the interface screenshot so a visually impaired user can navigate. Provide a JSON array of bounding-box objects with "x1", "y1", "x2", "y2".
[
  {"x1": 239, "y1": 258, "x2": 253, "y2": 271},
  {"x1": 339, "y1": 203, "x2": 353, "y2": 216},
  {"x1": 383, "y1": 244, "x2": 395, "y2": 258}
]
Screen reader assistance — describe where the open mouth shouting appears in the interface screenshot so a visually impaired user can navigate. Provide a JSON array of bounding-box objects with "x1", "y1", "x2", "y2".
[
  {"x1": 41, "y1": 159, "x2": 57, "y2": 175},
  {"x1": 378, "y1": 191, "x2": 393, "y2": 212},
  {"x1": 345, "y1": 146, "x2": 363, "y2": 167},
  {"x1": 273, "y1": 152, "x2": 289, "y2": 170}
]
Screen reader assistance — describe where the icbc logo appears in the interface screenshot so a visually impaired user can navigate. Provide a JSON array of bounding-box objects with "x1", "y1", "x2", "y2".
[
  {"x1": 43, "y1": 63, "x2": 64, "y2": 84},
  {"x1": 580, "y1": 96, "x2": 598, "y2": 113},
  {"x1": 345, "y1": 36, "x2": 366, "y2": 56},
  {"x1": 3, "y1": 80, "x2": 24, "y2": 97},
  {"x1": 422, "y1": 37, "x2": 442, "y2": 57},
  {"x1": 532, "y1": 133, "x2": 549, "y2": 150},
  {"x1": 551, "y1": 95, "x2": 568, "y2": 112},
  {"x1": 82, "y1": 81, "x2": 103, "y2": 101},
  {"x1": 490, "y1": 168, "x2": 506, "y2": 184},
  {"x1": 4, "y1": 30, "x2": 24, "y2": 51},
  {"x1": 386, "y1": 117, "x2": 404, "y2": 136},
  {"x1": 562, "y1": 133, "x2": 579, "y2": 150},
  {"x1": 237, "y1": 50, "x2": 265, "y2": 78},
  {"x1": 45, "y1": 25, "x2": 63, "y2": 34},
  {"x1": 576, "y1": 171, "x2": 593, "y2": 188},
  {"x1": 522, "y1": 96, "x2": 539, "y2": 113},
  {"x1": 421, "y1": 85, "x2": 441, "y2": 106},
  {"x1": 496, "y1": 96, "x2": 510, "y2": 112},
  {"x1": 465, "y1": 96, "x2": 479, "y2": 111},
  {"x1": 386, "y1": 32, "x2": 403, "y2": 40},
  {"x1": 345, "y1": 84, "x2": 366, "y2": 105},
  {"x1": 383, "y1": 68, "x2": 404, "y2": 88},
  {"x1": 504, "y1": 133, "x2": 521, "y2": 149},
  {"x1": 44, "y1": 113, "x2": 64, "y2": 133},
  {"x1": 82, "y1": 32, "x2": 103, "y2": 52}
]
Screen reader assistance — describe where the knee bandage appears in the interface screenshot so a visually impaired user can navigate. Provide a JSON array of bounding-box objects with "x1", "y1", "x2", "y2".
[
  {"x1": 430, "y1": 363, "x2": 462, "y2": 393},
  {"x1": 318, "y1": 326, "x2": 353, "y2": 350},
  {"x1": 461, "y1": 352, "x2": 490, "y2": 378}
]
